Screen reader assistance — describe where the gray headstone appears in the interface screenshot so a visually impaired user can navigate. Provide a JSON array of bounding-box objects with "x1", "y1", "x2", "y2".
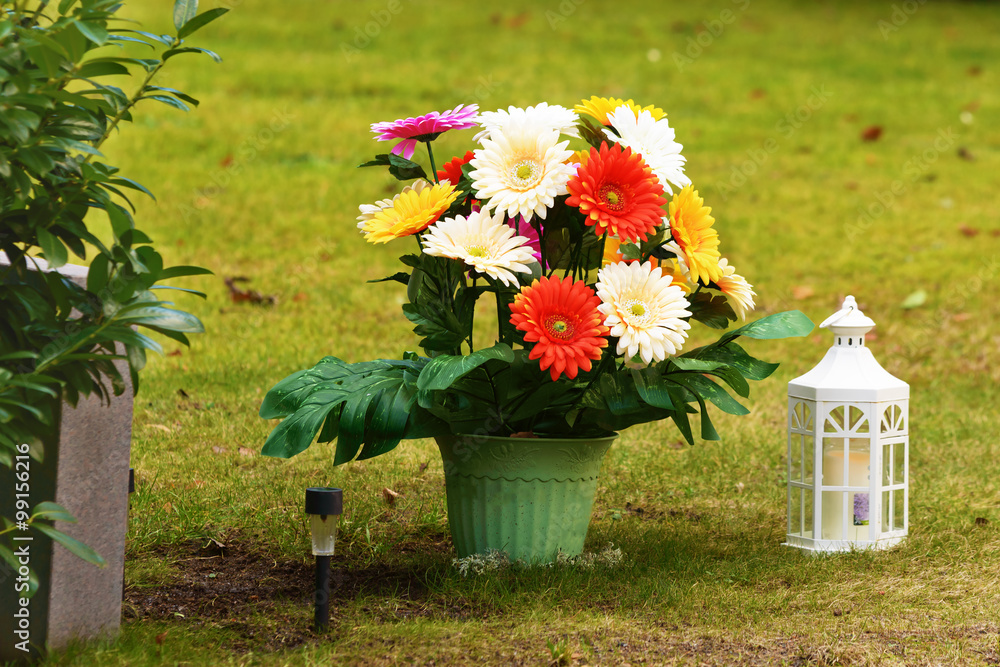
[{"x1": 1, "y1": 253, "x2": 132, "y2": 660}]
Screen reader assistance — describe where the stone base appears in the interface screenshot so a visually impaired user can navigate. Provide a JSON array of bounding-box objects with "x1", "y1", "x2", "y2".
[{"x1": 1, "y1": 254, "x2": 132, "y2": 661}]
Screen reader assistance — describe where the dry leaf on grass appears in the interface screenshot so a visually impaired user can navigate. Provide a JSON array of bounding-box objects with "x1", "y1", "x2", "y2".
[
  {"x1": 860, "y1": 125, "x2": 883, "y2": 142},
  {"x1": 224, "y1": 276, "x2": 277, "y2": 306},
  {"x1": 237, "y1": 447, "x2": 255, "y2": 457},
  {"x1": 382, "y1": 487, "x2": 400, "y2": 506},
  {"x1": 792, "y1": 285, "x2": 815, "y2": 300}
]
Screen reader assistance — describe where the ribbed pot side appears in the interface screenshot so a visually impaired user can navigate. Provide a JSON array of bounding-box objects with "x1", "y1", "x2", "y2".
[{"x1": 436, "y1": 433, "x2": 616, "y2": 563}]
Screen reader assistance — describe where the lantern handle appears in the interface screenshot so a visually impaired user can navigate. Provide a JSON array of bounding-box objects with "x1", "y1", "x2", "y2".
[{"x1": 819, "y1": 295, "x2": 858, "y2": 329}]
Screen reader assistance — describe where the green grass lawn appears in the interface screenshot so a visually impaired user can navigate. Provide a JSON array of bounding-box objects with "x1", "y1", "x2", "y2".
[{"x1": 31, "y1": 0, "x2": 1000, "y2": 664}]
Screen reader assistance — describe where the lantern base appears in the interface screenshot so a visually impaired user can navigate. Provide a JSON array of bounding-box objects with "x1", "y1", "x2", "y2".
[{"x1": 783, "y1": 533, "x2": 905, "y2": 554}]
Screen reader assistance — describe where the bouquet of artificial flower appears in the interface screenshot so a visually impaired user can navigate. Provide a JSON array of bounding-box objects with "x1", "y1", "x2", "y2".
[{"x1": 260, "y1": 97, "x2": 811, "y2": 463}]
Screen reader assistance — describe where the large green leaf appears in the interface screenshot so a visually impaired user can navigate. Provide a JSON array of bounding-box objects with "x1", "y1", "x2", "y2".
[
  {"x1": 115, "y1": 305, "x2": 204, "y2": 332},
  {"x1": 37, "y1": 227, "x2": 69, "y2": 268},
  {"x1": 358, "y1": 153, "x2": 428, "y2": 181},
  {"x1": 671, "y1": 374, "x2": 749, "y2": 416},
  {"x1": 177, "y1": 7, "x2": 228, "y2": 38},
  {"x1": 687, "y1": 292, "x2": 737, "y2": 329},
  {"x1": 172, "y1": 0, "x2": 198, "y2": 31},
  {"x1": 726, "y1": 310, "x2": 814, "y2": 341},
  {"x1": 631, "y1": 367, "x2": 675, "y2": 410},
  {"x1": 32, "y1": 523, "x2": 106, "y2": 567},
  {"x1": 416, "y1": 343, "x2": 514, "y2": 393},
  {"x1": 162, "y1": 47, "x2": 222, "y2": 63},
  {"x1": 690, "y1": 342, "x2": 779, "y2": 382},
  {"x1": 260, "y1": 356, "x2": 434, "y2": 461},
  {"x1": 31, "y1": 501, "x2": 76, "y2": 523}
]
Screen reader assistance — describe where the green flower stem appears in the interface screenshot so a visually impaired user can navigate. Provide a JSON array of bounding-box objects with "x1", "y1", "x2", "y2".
[
  {"x1": 482, "y1": 365, "x2": 508, "y2": 434},
  {"x1": 495, "y1": 284, "x2": 505, "y2": 345},
  {"x1": 424, "y1": 140, "x2": 439, "y2": 184},
  {"x1": 502, "y1": 373, "x2": 550, "y2": 430},
  {"x1": 468, "y1": 275, "x2": 477, "y2": 354}
]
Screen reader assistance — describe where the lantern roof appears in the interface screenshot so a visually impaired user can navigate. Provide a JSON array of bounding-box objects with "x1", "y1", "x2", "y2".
[{"x1": 789, "y1": 296, "x2": 909, "y2": 402}]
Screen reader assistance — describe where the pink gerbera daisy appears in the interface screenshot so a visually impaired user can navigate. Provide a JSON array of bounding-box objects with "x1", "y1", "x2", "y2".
[
  {"x1": 371, "y1": 104, "x2": 480, "y2": 160},
  {"x1": 506, "y1": 215, "x2": 543, "y2": 265}
]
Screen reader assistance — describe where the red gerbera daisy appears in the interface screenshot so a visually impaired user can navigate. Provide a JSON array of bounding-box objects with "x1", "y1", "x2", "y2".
[
  {"x1": 509, "y1": 276, "x2": 610, "y2": 382},
  {"x1": 437, "y1": 150, "x2": 476, "y2": 185},
  {"x1": 566, "y1": 142, "x2": 666, "y2": 243}
]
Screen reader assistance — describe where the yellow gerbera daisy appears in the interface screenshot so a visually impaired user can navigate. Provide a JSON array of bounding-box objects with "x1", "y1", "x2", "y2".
[
  {"x1": 575, "y1": 96, "x2": 667, "y2": 126},
  {"x1": 666, "y1": 186, "x2": 722, "y2": 285},
  {"x1": 357, "y1": 180, "x2": 460, "y2": 244}
]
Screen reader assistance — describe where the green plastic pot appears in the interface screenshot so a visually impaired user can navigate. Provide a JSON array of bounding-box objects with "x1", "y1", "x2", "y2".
[{"x1": 435, "y1": 433, "x2": 617, "y2": 563}]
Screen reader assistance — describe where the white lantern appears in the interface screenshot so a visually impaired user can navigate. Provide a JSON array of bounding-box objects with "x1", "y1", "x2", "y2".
[{"x1": 785, "y1": 296, "x2": 909, "y2": 553}]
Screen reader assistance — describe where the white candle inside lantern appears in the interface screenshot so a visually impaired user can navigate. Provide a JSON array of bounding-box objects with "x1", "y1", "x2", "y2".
[{"x1": 821, "y1": 439, "x2": 870, "y2": 540}]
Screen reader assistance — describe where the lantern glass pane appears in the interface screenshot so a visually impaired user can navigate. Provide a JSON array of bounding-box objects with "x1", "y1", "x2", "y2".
[
  {"x1": 309, "y1": 514, "x2": 338, "y2": 556},
  {"x1": 821, "y1": 491, "x2": 843, "y2": 539},
  {"x1": 803, "y1": 436, "x2": 814, "y2": 483},
  {"x1": 803, "y1": 489, "x2": 814, "y2": 537},
  {"x1": 894, "y1": 442, "x2": 905, "y2": 484},
  {"x1": 849, "y1": 406, "x2": 868, "y2": 433},
  {"x1": 825, "y1": 405, "x2": 844, "y2": 433},
  {"x1": 789, "y1": 488, "x2": 802, "y2": 536},
  {"x1": 821, "y1": 438, "x2": 844, "y2": 486},
  {"x1": 882, "y1": 490, "x2": 891, "y2": 533},
  {"x1": 881, "y1": 404, "x2": 905, "y2": 435},
  {"x1": 882, "y1": 444, "x2": 891, "y2": 485},
  {"x1": 790, "y1": 435, "x2": 802, "y2": 483},
  {"x1": 894, "y1": 489, "x2": 905, "y2": 530}
]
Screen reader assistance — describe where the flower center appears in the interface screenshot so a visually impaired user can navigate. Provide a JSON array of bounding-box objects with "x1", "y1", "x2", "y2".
[
  {"x1": 623, "y1": 299, "x2": 651, "y2": 325},
  {"x1": 599, "y1": 184, "x2": 626, "y2": 212},
  {"x1": 544, "y1": 314, "x2": 576, "y2": 341},
  {"x1": 509, "y1": 159, "x2": 543, "y2": 190},
  {"x1": 466, "y1": 245, "x2": 490, "y2": 258}
]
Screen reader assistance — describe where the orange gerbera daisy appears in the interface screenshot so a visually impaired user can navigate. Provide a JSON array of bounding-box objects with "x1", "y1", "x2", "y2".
[
  {"x1": 566, "y1": 142, "x2": 666, "y2": 244},
  {"x1": 510, "y1": 276, "x2": 609, "y2": 381},
  {"x1": 575, "y1": 96, "x2": 667, "y2": 126},
  {"x1": 666, "y1": 186, "x2": 722, "y2": 285},
  {"x1": 437, "y1": 150, "x2": 476, "y2": 185}
]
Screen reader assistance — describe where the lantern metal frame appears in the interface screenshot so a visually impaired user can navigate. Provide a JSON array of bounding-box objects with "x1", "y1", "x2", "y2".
[{"x1": 785, "y1": 296, "x2": 909, "y2": 554}]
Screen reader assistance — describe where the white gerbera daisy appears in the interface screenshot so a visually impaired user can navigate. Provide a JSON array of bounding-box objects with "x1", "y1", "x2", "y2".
[
  {"x1": 596, "y1": 261, "x2": 692, "y2": 364},
  {"x1": 604, "y1": 106, "x2": 691, "y2": 194},
  {"x1": 421, "y1": 209, "x2": 537, "y2": 286},
  {"x1": 468, "y1": 116, "x2": 577, "y2": 221},
  {"x1": 474, "y1": 102, "x2": 580, "y2": 143},
  {"x1": 716, "y1": 258, "x2": 756, "y2": 320}
]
